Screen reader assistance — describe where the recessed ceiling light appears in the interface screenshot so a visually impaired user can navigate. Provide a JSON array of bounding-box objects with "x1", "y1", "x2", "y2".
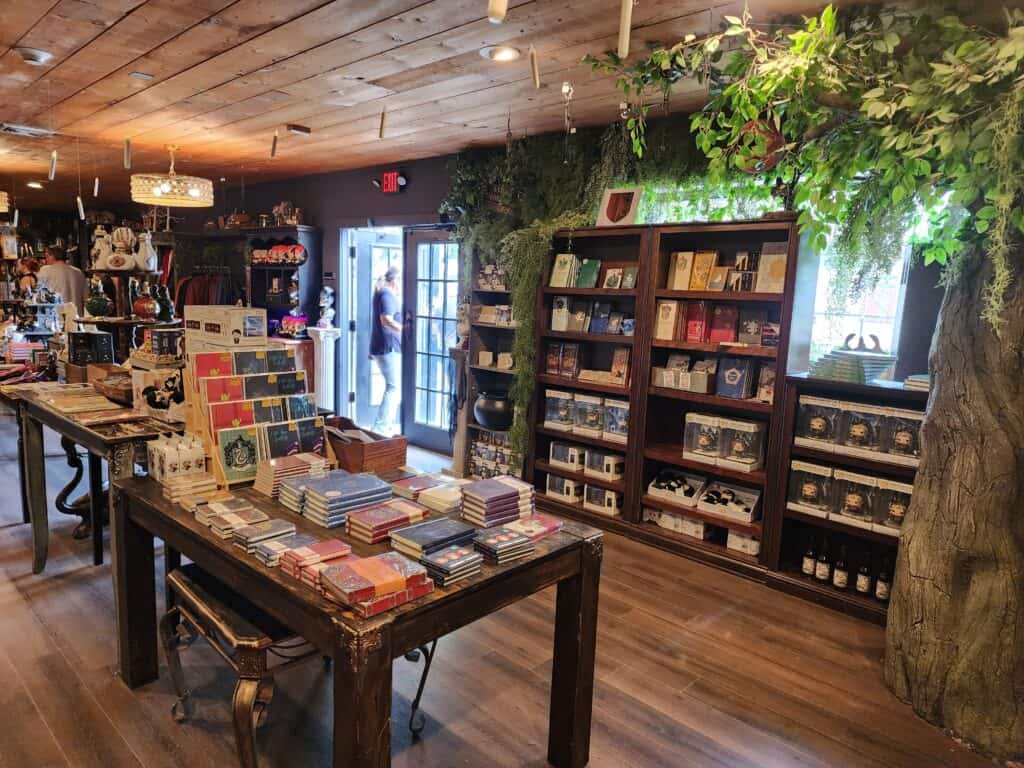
[
  {"x1": 26, "y1": 181, "x2": 44, "y2": 189},
  {"x1": 128, "y1": 71, "x2": 154, "y2": 80},
  {"x1": 14, "y1": 48, "x2": 52, "y2": 66},
  {"x1": 479, "y1": 45, "x2": 521, "y2": 62}
]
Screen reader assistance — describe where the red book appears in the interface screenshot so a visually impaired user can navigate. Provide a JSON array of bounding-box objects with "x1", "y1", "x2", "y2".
[
  {"x1": 685, "y1": 301, "x2": 711, "y2": 343},
  {"x1": 209, "y1": 400, "x2": 255, "y2": 434},
  {"x1": 708, "y1": 305, "x2": 738, "y2": 343},
  {"x1": 193, "y1": 352, "x2": 233, "y2": 381},
  {"x1": 351, "y1": 580, "x2": 436, "y2": 618},
  {"x1": 202, "y1": 375, "x2": 244, "y2": 404},
  {"x1": 280, "y1": 539, "x2": 353, "y2": 571},
  {"x1": 347, "y1": 500, "x2": 429, "y2": 536},
  {"x1": 504, "y1": 513, "x2": 565, "y2": 541},
  {"x1": 392, "y1": 474, "x2": 446, "y2": 500},
  {"x1": 320, "y1": 552, "x2": 430, "y2": 605}
]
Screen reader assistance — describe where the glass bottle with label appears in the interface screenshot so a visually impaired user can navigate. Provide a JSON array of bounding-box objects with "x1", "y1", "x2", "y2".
[
  {"x1": 875, "y1": 557, "x2": 892, "y2": 602},
  {"x1": 815, "y1": 539, "x2": 832, "y2": 584},
  {"x1": 832, "y1": 545, "x2": 849, "y2": 590},
  {"x1": 802, "y1": 537, "x2": 817, "y2": 577},
  {"x1": 855, "y1": 552, "x2": 873, "y2": 595}
]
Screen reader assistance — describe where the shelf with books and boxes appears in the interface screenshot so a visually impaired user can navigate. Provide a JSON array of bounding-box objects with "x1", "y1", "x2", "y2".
[
  {"x1": 544, "y1": 330, "x2": 635, "y2": 345},
  {"x1": 763, "y1": 374, "x2": 926, "y2": 624}
]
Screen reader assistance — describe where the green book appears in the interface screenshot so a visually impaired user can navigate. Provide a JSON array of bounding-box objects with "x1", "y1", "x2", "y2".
[{"x1": 574, "y1": 258, "x2": 602, "y2": 288}]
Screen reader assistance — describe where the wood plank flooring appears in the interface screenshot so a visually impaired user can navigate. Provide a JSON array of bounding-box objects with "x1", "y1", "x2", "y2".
[{"x1": 0, "y1": 415, "x2": 988, "y2": 767}]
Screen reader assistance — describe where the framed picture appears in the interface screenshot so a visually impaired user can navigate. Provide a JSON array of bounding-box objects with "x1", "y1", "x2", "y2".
[{"x1": 596, "y1": 187, "x2": 642, "y2": 227}]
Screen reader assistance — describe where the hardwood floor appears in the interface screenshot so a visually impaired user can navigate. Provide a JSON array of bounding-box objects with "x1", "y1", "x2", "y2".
[{"x1": 0, "y1": 417, "x2": 987, "y2": 767}]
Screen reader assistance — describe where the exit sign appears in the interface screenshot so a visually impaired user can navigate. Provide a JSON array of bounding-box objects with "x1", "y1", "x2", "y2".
[{"x1": 378, "y1": 169, "x2": 406, "y2": 194}]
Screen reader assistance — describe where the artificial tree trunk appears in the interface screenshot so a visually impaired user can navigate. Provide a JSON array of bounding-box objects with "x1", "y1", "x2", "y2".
[{"x1": 884, "y1": 243, "x2": 1024, "y2": 761}]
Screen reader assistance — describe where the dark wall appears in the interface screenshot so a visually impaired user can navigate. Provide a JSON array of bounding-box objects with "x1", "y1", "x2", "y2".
[{"x1": 894, "y1": 259, "x2": 943, "y2": 380}]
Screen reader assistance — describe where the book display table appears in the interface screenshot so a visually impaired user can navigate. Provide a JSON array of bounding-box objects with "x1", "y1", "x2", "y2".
[{"x1": 110, "y1": 477, "x2": 603, "y2": 768}]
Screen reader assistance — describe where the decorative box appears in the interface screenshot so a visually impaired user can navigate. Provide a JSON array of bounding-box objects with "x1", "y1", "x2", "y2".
[
  {"x1": 697, "y1": 481, "x2": 761, "y2": 523},
  {"x1": 546, "y1": 474, "x2": 583, "y2": 505},
  {"x1": 543, "y1": 389, "x2": 574, "y2": 431},
  {"x1": 602, "y1": 399, "x2": 629, "y2": 443},
  {"x1": 836, "y1": 402, "x2": 889, "y2": 458},
  {"x1": 572, "y1": 394, "x2": 605, "y2": 437},
  {"x1": 786, "y1": 461, "x2": 834, "y2": 518},
  {"x1": 549, "y1": 441, "x2": 585, "y2": 471},
  {"x1": 583, "y1": 449, "x2": 625, "y2": 480},
  {"x1": 683, "y1": 412, "x2": 721, "y2": 464},
  {"x1": 642, "y1": 507, "x2": 713, "y2": 540},
  {"x1": 794, "y1": 395, "x2": 842, "y2": 450},
  {"x1": 688, "y1": 360, "x2": 717, "y2": 394},
  {"x1": 726, "y1": 530, "x2": 761, "y2": 556},
  {"x1": 646, "y1": 468, "x2": 706, "y2": 508},
  {"x1": 201, "y1": 306, "x2": 268, "y2": 348},
  {"x1": 68, "y1": 331, "x2": 115, "y2": 366},
  {"x1": 583, "y1": 485, "x2": 623, "y2": 517},
  {"x1": 832, "y1": 470, "x2": 877, "y2": 530},
  {"x1": 717, "y1": 418, "x2": 765, "y2": 472},
  {"x1": 885, "y1": 408, "x2": 923, "y2": 466},
  {"x1": 874, "y1": 478, "x2": 913, "y2": 537}
]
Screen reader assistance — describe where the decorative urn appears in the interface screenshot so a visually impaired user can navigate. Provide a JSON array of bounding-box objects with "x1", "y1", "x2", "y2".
[
  {"x1": 132, "y1": 281, "x2": 160, "y2": 319},
  {"x1": 91, "y1": 225, "x2": 113, "y2": 270},
  {"x1": 108, "y1": 227, "x2": 137, "y2": 270},
  {"x1": 135, "y1": 231, "x2": 159, "y2": 271},
  {"x1": 473, "y1": 391, "x2": 514, "y2": 430},
  {"x1": 84, "y1": 279, "x2": 113, "y2": 317}
]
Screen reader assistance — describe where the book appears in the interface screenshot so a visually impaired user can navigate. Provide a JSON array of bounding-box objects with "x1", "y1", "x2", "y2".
[
  {"x1": 607, "y1": 312, "x2": 623, "y2": 334},
  {"x1": 588, "y1": 302, "x2": 612, "y2": 334},
  {"x1": 688, "y1": 251, "x2": 718, "y2": 290},
  {"x1": 755, "y1": 242, "x2": 788, "y2": 293},
  {"x1": 761, "y1": 320, "x2": 781, "y2": 347},
  {"x1": 209, "y1": 401, "x2": 254, "y2": 433},
  {"x1": 296, "y1": 417, "x2": 326, "y2": 454},
  {"x1": 756, "y1": 366, "x2": 776, "y2": 403},
  {"x1": 285, "y1": 393, "x2": 318, "y2": 420},
  {"x1": 559, "y1": 343, "x2": 580, "y2": 378},
  {"x1": 706, "y1": 266, "x2": 730, "y2": 291},
  {"x1": 550, "y1": 253, "x2": 577, "y2": 288},
  {"x1": 276, "y1": 371, "x2": 307, "y2": 395},
  {"x1": 218, "y1": 426, "x2": 261, "y2": 482},
  {"x1": 738, "y1": 307, "x2": 766, "y2": 345},
  {"x1": 193, "y1": 352, "x2": 233, "y2": 380},
  {"x1": 243, "y1": 374, "x2": 277, "y2": 399},
  {"x1": 390, "y1": 517, "x2": 477, "y2": 556},
  {"x1": 504, "y1": 513, "x2": 565, "y2": 541},
  {"x1": 621, "y1": 266, "x2": 639, "y2": 289},
  {"x1": 610, "y1": 347, "x2": 631, "y2": 385},
  {"x1": 252, "y1": 397, "x2": 285, "y2": 423},
  {"x1": 602, "y1": 268, "x2": 623, "y2": 289},
  {"x1": 716, "y1": 357, "x2": 755, "y2": 399},
  {"x1": 668, "y1": 251, "x2": 694, "y2": 290},
  {"x1": 566, "y1": 300, "x2": 592, "y2": 333},
  {"x1": 685, "y1": 301, "x2": 711, "y2": 343},
  {"x1": 202, "y1": 375, "x2": 244, "y2": 404},
  {"x1": 265, "y1": 348, "x2": 297, "y2": 372},
  {"x1": 550, "y1": 295, "x2": 570, "y2": 331},
  {"x1": 708, "y1": 305, "x2": 738, "y2": 343},
  {"x1": 233, "y1": 350, "x2": 268, "y2": 375},
  {"x1": 574, "y1": 258, "x2": 602, "y2": 288},
  {"x1": 654, "y1": 300, "x2": 679, "y2": 340},
  {"x1": 545, "y1": 343, "x2": 563, "y2": 375}
]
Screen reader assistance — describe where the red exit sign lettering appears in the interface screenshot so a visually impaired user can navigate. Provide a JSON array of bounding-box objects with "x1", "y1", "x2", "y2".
[{"x1": 382, "y1": 170, "x2": 400, "y2": 193}]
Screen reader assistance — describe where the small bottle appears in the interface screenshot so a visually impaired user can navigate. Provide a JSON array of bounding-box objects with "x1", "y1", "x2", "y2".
[
  {"x1": 832, "y1": 545, "x2": 849, "y2": 590},
  {"x1": 875, "y1": 557, "x2": 892, "y2": 602},
  {"x1": 801, "y1": 537, "x2": 817, "y2": 577},
  {"x1": 855, "y1": 553, "x2": 873, "y2": 595},
  {"x1": 815, "y1": 539, "x2": 832, "y2": 583}
]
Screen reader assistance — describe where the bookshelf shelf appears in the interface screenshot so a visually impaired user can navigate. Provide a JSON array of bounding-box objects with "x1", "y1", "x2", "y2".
[
  {"x1": 543, "y1": 287, "x2": 638, "y2": 297},
  {"x1": 643, "y1": 443, "x2": 767, "y2": 486},
  {"x1": 655, "y1": 289, "x2": 783, "y2": 302},
  {"x1": 648, "y1": 386, "x2": 774, "y2": 414},
  {"x1": 641, "y1": 494, "x2": 763, "y2": 537},
  {"x1": 534, "y1": 460, "x2": 626, "y2": 492},
  {"x1": 790, "y1": 444, "x2": 919, "y2": 480},
  {"x1": 651, "y1": 339, "x2": 777, "y2": 358},
  {"x1": 537, "y1": 374, "x2": 629, "y2": 396},
  {"x1": 469, "y1": 365, "x2": 516, "y2": 375},
  {"x1": 766, "y1": 568, "x2": 888, "y2": 624},
  {"x1": 471, "y1": 321, "x2": 518, "y2": 330},
  {"x1": 544, "y1": 330, "x2": 635, "y2": 345},
  {"x1": 783, "y1": 508, "x2": 898, "y2": 547},
  {"x1": 535, "y1": 426, "x2": 629, "y2": 452}
]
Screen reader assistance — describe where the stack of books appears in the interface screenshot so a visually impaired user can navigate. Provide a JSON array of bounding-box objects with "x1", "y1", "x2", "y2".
[
  {"x1": 810, "y1": 348, "x2": 897, "y2": 384},
  {"x1": 421, "y1": 544, "x2": 484, "y2": 587},
  {"x1": 209, "y1": 509, "x2": 270, "y2": 540},
  {"x1": 375, "y1": 466, "x2": 424, "y2": 484},
  {"x1": 904, "y1": 374, "x2": 930, "y2": 392},
  {"x1": 254, "y1": 533, "x2": 319, "y2": 567},
  {"x1": 278, "y1": 475, "x2": 317, "y2": 515},
  {"x1": 417, "y1": 479, "x2": 467, "y2": 515},
  {"x1": 232, "y1": 519, "x2": 297, "y2": 554},
  {"x1": 461, "y1": 476, "x2": 535, "y2": 528},
  {"x1": 162, "y1": 473, "x2": 218, "y2": 503},
  {"x1": 196, "y1": 496, "x2": 255, "y2": 526},
  {"x1": 392, "y1": 473, "x2": 448, "y2": 501},
  {"x1": 504, "y1": 513, "x2": 565, "y2": 541},
  {"x1": 346, "y1": 499, "x2": 430, "y2": 545},
  {"x1": 280, "y1": 539, "x2": 353, "y2": 579},
  {"x1": 474, "y1": 527, "x2": 535, "y2": 565},
  {"x1": 178, "y1": 489, "x2": 235, "y2": 516},
  {"x1": 300, "y1": 555, "x2": 360, "y2": 596},
  {"x1": 253, "y1": 452, "x2": 330, "y2": 498},
  {"x1": 389, "y1": 517, "x2": 477, "y2": 561},
  {"x1": 320, "y1": 552, "x2": 435, "y2": 618},
  {"x1": 302, "y1": 472, "x2": 393, "y2": 529}
]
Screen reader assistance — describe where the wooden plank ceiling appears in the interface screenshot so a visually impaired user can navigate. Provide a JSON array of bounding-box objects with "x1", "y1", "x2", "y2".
[{"x1": 0, "y1": 0, "x2": 826, "y2": 209}]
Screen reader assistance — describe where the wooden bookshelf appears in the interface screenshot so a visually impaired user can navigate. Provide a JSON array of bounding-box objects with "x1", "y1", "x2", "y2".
[
  {"x1": 654, "y1": 289, "x2": 784, "y2": 302},
  {"x1": 536, "y1": 374, "x2": 629, "y2": 396},
  {"x1": 534, "y1": 460, "x2": 625, "y2": 492},
  {"x1": 544, "y1": 330, "x2": 635, "y2": 345},
  {"x1": 643, "y1": 443, "x2": 767, "y2": 486},
  {"x1": 641, "y1": 493, "x2": 763, "y2": 537},
  {"x1": 542, "y1": 287, "x2": 638, "y2": 297},
  {"x1": 469, "y1": 365, "x2": 516, "y2": 375},
  {"x1": 648, "y1": 386, "x2": 774, "y2": 414},
  {"x1": 535, "y1": 426, "x2": 628, "y2": 452},
  {"x1": 652, "y1": 339, "x2": 776, "y2": 358}
]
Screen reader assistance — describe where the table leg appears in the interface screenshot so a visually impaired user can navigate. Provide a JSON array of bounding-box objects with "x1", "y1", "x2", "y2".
[
  {"x1": 333, "y1": 628, "x2": 392, "y2": 768},
  {"x1": 21, "y1": 411, "x2": 49, "y2": 574},
  {"x1": 547, "y1": 537, "x2": 602, "y2": 768},
  {"x1": 165, "y1": 545, "x2": 181, "y2": 608},
  {"x1": 110, "y1": 489, "x2": 158, "y2": 687},
  {"x1": 88, "y1": 453, "x2": 104, "y2": 566},
  {"x1": 15, "y1": 404, "x2": 29, "y2": 524}
]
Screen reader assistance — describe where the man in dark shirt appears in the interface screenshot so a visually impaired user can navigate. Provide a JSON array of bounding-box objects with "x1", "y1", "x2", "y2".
[{"x1": 370, "y1": 267, "x2": 403, "y2": 433}]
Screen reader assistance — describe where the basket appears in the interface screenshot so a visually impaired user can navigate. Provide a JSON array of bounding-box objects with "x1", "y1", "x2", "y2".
[{"x1": 325, "y1": 417, "x2": 407, "y2": 473}]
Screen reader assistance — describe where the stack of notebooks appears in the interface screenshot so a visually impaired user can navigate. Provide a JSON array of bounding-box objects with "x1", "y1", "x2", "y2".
[
  {"x1": 321, "y1": 553, "x2": 435, "y2": 618},
  {"x1": 300, "y1": 556, "x2": 359, "y2": 596},
  {"x1": 162, "y1": 473, "x2": 218, "y2": 503},
  {"x1": 253, "y1": 452, "x2": 330, "y2": 498},
  {"x1": 302, "y1": 472, "x2": 393, "y2": 529},
  {"x1": 421, "y1": 544, "x2": 483, "y2": 587},
  {"x1": 278, "y1": 476, "x2": 314, "y2": 515},
  {"x1": 196, "y1": 496, "x2": 256, "y2": 526},
  {"x1": 254, "y1": 533, "x2": 319, "y2": 567},
  {"x1": 375, "y1": 466, "x2": 424, "y2": 484},
  {"x1": 504, "y1": 513, "x2": 565, "y2": 541},
  {"x1": 392, "y1": 473, "x2": 448, "y2": 501},
  {"x1": 346, "y1": 499, "x2": 430, "y2": 544},
  {"x1": 417, "y1": 479, "x2": 467, "y2": 515},
  {"x1": 461, "y1": 476, "x2": 535, "y2": 528},
  {"x1": 232, "y1": 519, "x2": 297, "y2": 554},
  {"x1": 209, "y1": 509, "x2": 270, "y2": 540},
  {"x1": 389, "y1": 517, "x2": 477, "y2": 562},
  {"x1": 280, "y1": 539, "x2": 353, "y2": 579},
  {"x1": 474, "y1": 527, "x2": 535, "y2": 564},
  {"x1": 179, "y1": 489, "x2": 235, "y2": 516}
]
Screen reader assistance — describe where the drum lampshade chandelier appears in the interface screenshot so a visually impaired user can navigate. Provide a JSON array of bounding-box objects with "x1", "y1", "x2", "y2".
[
  {"x1": 0, "y1": 191, "x2": 8, "y2": 213},
  {"x1": 130, "y1": 144, "x2": 213, "y2": 207}
]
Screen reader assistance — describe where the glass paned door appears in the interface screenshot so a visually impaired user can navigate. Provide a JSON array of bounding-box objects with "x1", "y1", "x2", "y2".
[{"x1": 402, "y1": 228, "x2": 458, "y2": 454}]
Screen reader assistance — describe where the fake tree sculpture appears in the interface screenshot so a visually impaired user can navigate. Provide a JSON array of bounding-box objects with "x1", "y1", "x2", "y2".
[{"x1": 588, "y1": 4, "x2": 1024, "y2": 760}]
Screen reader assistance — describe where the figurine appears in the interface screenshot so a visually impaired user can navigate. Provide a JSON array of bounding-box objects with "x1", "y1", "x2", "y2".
[
  {"x1": 842, "y1": 491, "x2": 866, "y2": 517},
  {"x1": 887, "y1": 495, "x2": 908, "y2": 525},
  {"x1": 697, "y1": 427, "x2": 718, "y2": 453},
  {"x1": 135, "y1": 231, "x2": 159, "y2": 272},
  {"x1": 456, "y1": 300, "x2": 470, "y2": 347},
  {"x1": 800, "y1": 481, "x2": 821, "y2": 504},
  {"x1": 892, "y1": 427, "x2": 916, "y2": 454},
  {"x1": 847, "y1": 420, "x2": 871, "y2": 446},
  {"x1": 808, "y1": 414, "x2": 829, "y2": 438},
  {"x1": 108, "y1": 226, "x2": 137, "y2": 269},
  {"x1": 154, "y1": 284, "x2": 174, "y2": 322},
  {"x1": 91, "y1": 225, "x2": 113, "y2": 270},
  {"x1": 317, "y1": 286, "x2": 336, "y2": 328}
]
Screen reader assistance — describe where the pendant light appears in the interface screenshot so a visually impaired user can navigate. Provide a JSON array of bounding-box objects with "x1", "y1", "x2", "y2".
[
  {"x1": 0, "y1": 192, "x2": 8, "y2": 214},
  {"x1": 75, "y1": 138, "x2": 85, "y2": 220},
  {"x1": 618, "y1": 0, "x2": 633, "y2": 58},
  {"x1": 123, "y1": 139, "x2": 132, "y2": 170},
  {"x1": 487, "y1": 0, "x2": 507, "y2": 23},
  {"x1": 131, "y1": 144, "x2": 213, "y2": 207},
  {"x1": 379, "y1": 110, "x2": 387, "y2": 139},
  {"x1": 529, "y1": 45, "x2": 541, "y2": 89},
  {"x1": 270, "y1": 130, "x2": 279, "y2": 158}
]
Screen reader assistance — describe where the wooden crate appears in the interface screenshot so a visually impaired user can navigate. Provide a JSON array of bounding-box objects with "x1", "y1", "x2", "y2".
[{"x1": 325, "y1": 417, "x2": 407, "y2": 473}]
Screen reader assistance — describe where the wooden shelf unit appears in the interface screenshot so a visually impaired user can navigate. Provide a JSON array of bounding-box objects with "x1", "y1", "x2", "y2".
[{"x1": 764, "y1": 374, "x2": 928, "y2": 624}]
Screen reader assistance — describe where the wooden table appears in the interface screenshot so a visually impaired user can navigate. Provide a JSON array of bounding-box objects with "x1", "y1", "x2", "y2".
[
  {"x1": 15, "y1": 386, "x2": 180, "y2": 573},
  {"x1": 111, "y1": 478, "x2": 603, "y2": 768}
]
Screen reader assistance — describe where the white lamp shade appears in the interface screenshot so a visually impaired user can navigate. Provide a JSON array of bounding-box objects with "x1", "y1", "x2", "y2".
[{"x1": 488, "y1": 0, "x2": 507, "y2": 23}]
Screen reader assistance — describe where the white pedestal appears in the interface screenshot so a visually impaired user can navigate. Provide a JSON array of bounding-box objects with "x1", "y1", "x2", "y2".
[{"x1": 308, "y1": 326, "x2": 341, "y2": 412}]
